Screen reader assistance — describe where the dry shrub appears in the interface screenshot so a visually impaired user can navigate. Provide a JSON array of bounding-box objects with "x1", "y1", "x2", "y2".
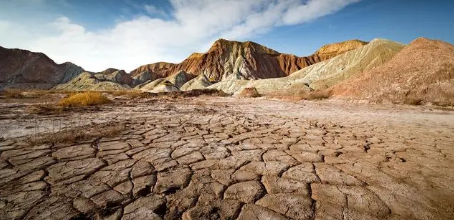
[
  {"x1": 238, "y1": 87, "x2": 261, "y2": 98},
  {"x1": 27, "y1": 122, "x2": 125, "y2": 145},
  {"x1": 27, "y1": 104, "x2": 64, "y2": 115},
  {"x1": 0, "y1": 89, "x2": 74, "y2": 99},
  {"x1": 59, "y1": 92, "x2": 111, "y2": 107},
  {"x1": 146, "y1": 89, "x2": 228, "y2": 99},
  {"x1": 182, "y1": 89, "x2": 228, "y2": 97},
  {"x1": 108, "y1": 90, "x2": 151, "y2": 99},
  {"x1": 0, "y1": 89, "x2": 26, "y2": 99}
]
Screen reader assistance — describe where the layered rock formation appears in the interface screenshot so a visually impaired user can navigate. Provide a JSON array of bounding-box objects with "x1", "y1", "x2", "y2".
[
  {"x1": 314, "y1": 39, "x2": 369, "y2": 60},
  {"x1": 130, "y1": 62, "x2": 176, "y2": 81},
  {"x1": 208, "y1": 39, "x2": 403, "y2": 95},
  {"x1": 139, "y1": 71, "x2": 191, "y2": 92},
  {"x1": 138, "y1": 39, "x2": 367, "y2": 91},
  {"x1": 0, "y1": 46, "x2": 84, "y2": 89},
  {"x1": 331, "y1": 38, "x2": 454, "y2": 105},
  {"x1": 55, "y1": 71, "x2": 132, "y2": 91}
]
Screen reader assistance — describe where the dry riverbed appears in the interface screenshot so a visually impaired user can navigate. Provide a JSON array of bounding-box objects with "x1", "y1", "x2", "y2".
[{"x1": 0, "y1": 96, "x2": 453, "y2": 220}]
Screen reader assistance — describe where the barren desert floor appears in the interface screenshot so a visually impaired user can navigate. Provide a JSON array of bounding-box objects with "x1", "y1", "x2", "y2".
[{"x1": 1, "y1": 97, "x2": 453, "y2": 220}]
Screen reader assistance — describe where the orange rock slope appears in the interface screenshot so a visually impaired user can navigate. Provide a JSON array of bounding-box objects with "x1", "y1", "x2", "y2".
[
  {"x1": 0, "y1": 46, "x2": 84, "y2": 89},
  {"x1": 331, "y1": 38, "x2": 454, "y2": 105},
  {"x1": 131, "y1": 39, "x2": 368, "y2": 82}
]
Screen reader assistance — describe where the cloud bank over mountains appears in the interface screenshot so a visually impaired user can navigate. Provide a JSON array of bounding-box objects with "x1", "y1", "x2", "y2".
[{"x1": 0, "y1": 0, "x2": 361, "y2": 71}]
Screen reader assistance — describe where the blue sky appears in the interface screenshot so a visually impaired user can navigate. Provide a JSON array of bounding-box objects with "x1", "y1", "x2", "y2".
[{"x1": 0, "y1": 0, "x2": 453, "y2": 71}]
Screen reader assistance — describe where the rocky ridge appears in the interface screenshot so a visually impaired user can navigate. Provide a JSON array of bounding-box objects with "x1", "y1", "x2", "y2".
[
  {"x1": 331, "y1": 37, "x2": 454, "y2": 105},
  {"x1": 207, "y1": 39, "x2": 404, "y2": 95},
  {"x1": 55, "y1": 70, "x2": 133, "y2": 91},
  {"x1": 0, "y1": 46, "x2": 84, "y2": 89},
  {"x1": 138, "y1": 39, "x2": 367, "y2": 91}
]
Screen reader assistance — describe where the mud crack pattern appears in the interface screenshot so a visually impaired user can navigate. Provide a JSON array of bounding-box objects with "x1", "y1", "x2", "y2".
[{"x1": 1, "y1": 98, "x2": 453, "y2": 220}]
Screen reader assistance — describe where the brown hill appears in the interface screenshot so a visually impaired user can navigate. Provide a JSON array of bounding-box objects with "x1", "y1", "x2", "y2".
[
  {"x1": 132, "y1": 39, "x2": 368, "y2": 83},
  {"x1": 331, "y1": 38, "x2": 454, "y2": 106},
  {"x1": 130, "y1": 62, "x2": 176, "y2": 79},
  {"x1": 0, "y1": 46, "x2": 84, "y2": 89}
]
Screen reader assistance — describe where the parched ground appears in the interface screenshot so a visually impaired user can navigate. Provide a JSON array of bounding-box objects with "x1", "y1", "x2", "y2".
[{"x1": 0, "y1": 97, "x2": 453, "y2": 220}]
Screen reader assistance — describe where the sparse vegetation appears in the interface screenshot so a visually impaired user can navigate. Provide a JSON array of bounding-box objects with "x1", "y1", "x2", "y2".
[
  {"x1": 27, "y1": 104, "x2": 64, "y2": 115},
  {"x1": 58, "y1": 92, "x2": 111, "y2": 107},
  {"x1": 146, "y1": 89, "x2": 229, "y2": 99},
  {"x1": 107, "y1": 90, "x2": 150, "y2": 99},
  {"x1": 0, "y1": 89, "x2": 27, "y2": 99}
]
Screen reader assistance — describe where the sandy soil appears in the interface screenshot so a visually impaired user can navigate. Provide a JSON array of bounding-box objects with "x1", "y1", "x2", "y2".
[{"x1": 0, "y1": 96, "x2": 453, "y2": 220}]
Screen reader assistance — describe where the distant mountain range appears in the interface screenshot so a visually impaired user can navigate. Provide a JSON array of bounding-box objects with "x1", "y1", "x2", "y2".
[
  {"x1": 1, "y1": 37, "x2": 453, "y2": 105},
  {"x1": 0, "y1": 46, "x2": 84, "y2": 89}
]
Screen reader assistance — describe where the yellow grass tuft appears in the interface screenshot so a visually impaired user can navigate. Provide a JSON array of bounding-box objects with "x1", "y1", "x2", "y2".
[{"x1": 58, "y1": 92, "x2": 111, "y2": 107}]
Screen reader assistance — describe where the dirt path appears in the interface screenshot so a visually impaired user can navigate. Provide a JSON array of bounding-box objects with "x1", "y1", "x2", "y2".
[{"x1": 1, "y1": 97, "x2": 453, "y2": 220}]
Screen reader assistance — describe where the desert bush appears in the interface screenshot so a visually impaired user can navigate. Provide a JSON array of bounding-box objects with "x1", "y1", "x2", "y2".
[
  {"x1": 27, "y1": 104, "x2": 64, "y2": 115},
  {"x1": 238, "y1": 87, "x2": 261, "y2": 98},
  {"x1": 183, "y1": 89, "x2": 229, "y2": 97},
  {"x1": 145, "y1": 89, "x2": 229, "y2": 99},
  {"x1": 59, "y1": 92, "x2": 111, "y2": 107},
  {"x1": 0, "y1": 89, "x2": 26, "y2": 99},
  {"x1": 108, "y1": 90, "x2": 150, "y2": 99}
]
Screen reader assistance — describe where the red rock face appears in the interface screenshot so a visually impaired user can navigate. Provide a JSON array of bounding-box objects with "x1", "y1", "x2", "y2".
[
  {"x1": 0, "y1": 46, "x2": 84, "y2": 89},
  {"x1": 130, "y1": 62, "x2": 176, "y2": 80},
  {"x1": 331, "y1": 38, "x2": 454, "y2": 105},
  {"x1": 130, "y1": 39, "x2": 367, "y2": 82}
]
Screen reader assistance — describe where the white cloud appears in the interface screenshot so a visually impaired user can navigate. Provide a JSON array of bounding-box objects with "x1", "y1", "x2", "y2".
[
  {"x1": 0, "y1": 0, "x2": 361, "y2": 72},
  {"x1": 144, "y1": 4, "x2": 168, "y2": 17}
]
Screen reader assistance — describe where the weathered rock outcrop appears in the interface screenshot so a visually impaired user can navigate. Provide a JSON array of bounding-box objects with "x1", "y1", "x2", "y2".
[
  {"x1": 208, "y1": 39, "x2": 403, "y2": 95},
  {"x1": 331, "y1": 38, "x2": 454, "y2": 106},
  {"x1": 314, "y1": 39, "x2": 369, "y2": 60},
  {"x1": 0, "y1": 46, "x2": 84, "y2": 89},
  {"x1": 136, "y1": 39, "x2": 367, "y2": 88},
  {"x1": 139, "y1": 70, "x2": 191, "y2": 92},
  {"x1": 55, "y1": 72, "x2": 130, "y2": 91},
  {"x1": 94, "y1": 70, "x2": 134, "y2": 86},
  {"x1": 130, "y1": 62, "x2": 176, "y2": 80}
]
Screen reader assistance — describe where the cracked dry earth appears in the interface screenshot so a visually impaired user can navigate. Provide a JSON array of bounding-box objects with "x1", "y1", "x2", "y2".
[{"x1": 1, "y1": 97, "x2": 454, "y2": 220}]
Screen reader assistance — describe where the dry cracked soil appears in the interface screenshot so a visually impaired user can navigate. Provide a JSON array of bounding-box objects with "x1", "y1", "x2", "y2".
[{"x1": 0, "y1": 97, "x2": 453, "y2": 220}]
